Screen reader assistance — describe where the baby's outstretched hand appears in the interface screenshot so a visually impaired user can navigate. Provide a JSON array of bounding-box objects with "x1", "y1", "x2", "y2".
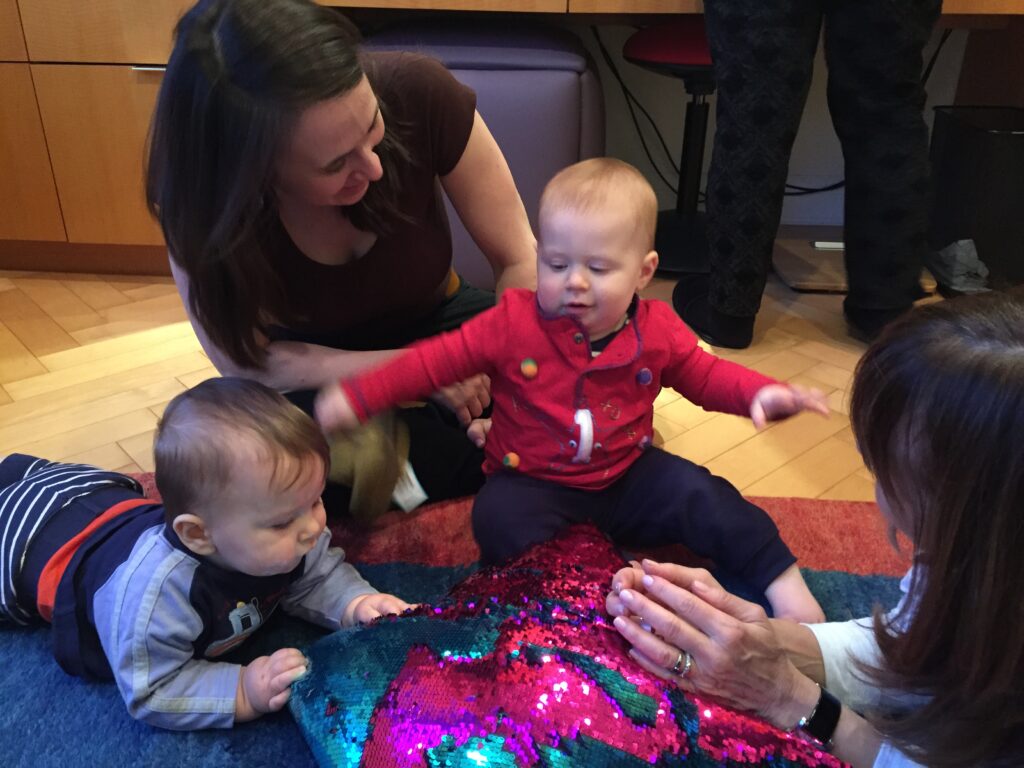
[
  {"x1": 315, "y1": 382, "x2": 360, "y2": 433},
  {"x1": 236, "y1": 647, "x2": 307, "y2": 722},
  {"x1": 344, "y1": 592, "x2": 416, "y2": 627},
  {"x1": 750, "y1": 383, "x2": 829, "y2": 429}
]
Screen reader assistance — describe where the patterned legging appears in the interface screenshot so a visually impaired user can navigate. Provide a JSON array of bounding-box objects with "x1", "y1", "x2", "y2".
[{"x1": 703, "y1": 0, "x2": 943, "y2": 317}]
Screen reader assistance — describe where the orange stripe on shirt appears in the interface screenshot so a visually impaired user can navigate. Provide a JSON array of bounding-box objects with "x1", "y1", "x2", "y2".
[{"x1": 36, "y1": 498, "x2": 157, "y2": 622}]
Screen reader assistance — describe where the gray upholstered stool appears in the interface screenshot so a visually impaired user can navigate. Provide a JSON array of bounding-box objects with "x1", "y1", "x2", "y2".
[{"x1": 365, "y1": 22, "x2": 605, "y2": 289}]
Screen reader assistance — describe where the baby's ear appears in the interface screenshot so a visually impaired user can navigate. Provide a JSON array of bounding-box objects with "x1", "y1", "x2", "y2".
[
  {"x1": 638, "y1": 249, "x2": 659, "y2": 288},
  {"x1": 172, "y1": 514, "x2": 216, "y2": 556}
]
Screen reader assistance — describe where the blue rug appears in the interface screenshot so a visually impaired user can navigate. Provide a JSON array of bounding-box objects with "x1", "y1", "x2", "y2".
[{"x1": 0, "y1": 558, "x2": 899, "y2": 768}]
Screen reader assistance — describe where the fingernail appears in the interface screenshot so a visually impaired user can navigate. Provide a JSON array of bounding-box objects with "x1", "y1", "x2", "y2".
[
  {"x1": 613, "y1": 616, "x2": 627, "y2": 631},
  {"x1": 640, "y1": 622, "x2": 652, "y2": 633},
  {"x1": 641, "y1": 575, "x2": 654, "y2": 587},
  {"x1": 612, "y1": 582, "x2": 621, "y2": 593},
  {"x1": 619, "y1": 589, "x2": 634, "y2": 602},
  {"x1": 691, "y1": 580, "x2": 708, "y2": 593}
]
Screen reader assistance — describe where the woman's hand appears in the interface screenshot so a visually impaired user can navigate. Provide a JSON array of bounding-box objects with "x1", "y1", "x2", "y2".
[
  {"x1": 431, "y1": 374, "x2": 491, "y2": 426},
  {"x1": 607, "y1": 561, "x2": 815, "y2": 730}
]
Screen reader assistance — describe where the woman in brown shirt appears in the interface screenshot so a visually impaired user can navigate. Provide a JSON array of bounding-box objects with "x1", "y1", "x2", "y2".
[{"x1": 147, "y1": 0, "x2": 536, "y2": 505}]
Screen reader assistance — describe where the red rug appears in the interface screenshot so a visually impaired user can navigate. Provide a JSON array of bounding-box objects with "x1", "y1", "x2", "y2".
[
  {"x1": 332, "y1": 496, "x2": 910, "y2": 576},
  {"x1": 133, "y1": 473, "x2": 909, "y2": 577}
]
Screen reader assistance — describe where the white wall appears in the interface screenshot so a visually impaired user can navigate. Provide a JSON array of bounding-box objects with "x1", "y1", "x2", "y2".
[{"x1": 567, "y1": 23, "x2": 967, "y2": 226}]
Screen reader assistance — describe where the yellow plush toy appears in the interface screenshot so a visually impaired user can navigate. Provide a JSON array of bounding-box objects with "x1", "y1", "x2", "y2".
[{"x1": 326, "y1": 411, "x2": 410, "y2": 524}]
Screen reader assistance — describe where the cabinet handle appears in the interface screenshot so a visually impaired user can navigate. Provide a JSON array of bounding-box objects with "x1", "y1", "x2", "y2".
[{"x1": 131, "y1": 66, "x2": 166, "y2": 72}]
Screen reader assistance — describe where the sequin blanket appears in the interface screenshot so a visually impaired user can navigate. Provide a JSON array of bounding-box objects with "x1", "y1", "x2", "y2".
[
  {"x1": 289, "y1": 497, "x2": 911, "y2": 768},
  {"x1": 0, "y1": 483, "x2": 908, "y2": 768}
]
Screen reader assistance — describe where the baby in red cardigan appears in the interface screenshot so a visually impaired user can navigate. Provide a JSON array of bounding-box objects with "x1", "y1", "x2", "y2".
[{"x1": 318, "y1": 158, "x2": 828, "y2": 622}]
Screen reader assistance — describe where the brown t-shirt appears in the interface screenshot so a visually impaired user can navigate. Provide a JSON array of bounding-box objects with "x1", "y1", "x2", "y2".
[{"x1": 267, "y1": 52, "x2": 477, "y2": 345}]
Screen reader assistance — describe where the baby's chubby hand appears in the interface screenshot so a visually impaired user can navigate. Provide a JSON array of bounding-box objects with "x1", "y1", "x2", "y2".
[
  {"x1": 343, "y1": 592, "x2": 416, "y2": 627},
  {"x1": 314, "y1": 382, "x2": 360, "y2": 433},
  {"x1": 749, "y1": 383, "x2": 829, "y2": 429},
  {"x1": 236, "y1": 647, "x2": 307, "y2": 721}
]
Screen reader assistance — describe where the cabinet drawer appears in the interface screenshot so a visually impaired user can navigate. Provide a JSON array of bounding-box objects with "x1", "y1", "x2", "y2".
[
  {"x1": 0, "y1": 0, "x2": 27, "y2": 61},
  {"x1": 19, "y1": 0, "x2": 191, "y2": 64},
  {"x1": 0, "y1": 64, "x2": 65, "y2": 240},
  {"x1": 32, "y1": 64, "x2": 164, "y2": 245}
]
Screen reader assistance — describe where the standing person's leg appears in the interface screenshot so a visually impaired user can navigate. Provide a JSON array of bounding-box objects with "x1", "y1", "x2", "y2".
[
  {"x1": 824, "y1": 0, "x2": 942, "y2": 339},
  {"x1": 676, "y1": 0, "x2": 822, "y2": 349},
  {"x1": 471, "y1": 472, "x2": 598, "y2": 565}
]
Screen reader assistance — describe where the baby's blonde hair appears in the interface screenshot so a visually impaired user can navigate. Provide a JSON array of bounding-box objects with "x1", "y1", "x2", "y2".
[{"x1": 539, "y1": 158, "x2": 658, "y2": 251}]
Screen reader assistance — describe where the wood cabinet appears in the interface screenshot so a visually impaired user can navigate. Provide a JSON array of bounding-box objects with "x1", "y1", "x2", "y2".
[
  {"x1": 327, "y1": 0, "x2": 565, "y2": 10},
  {"x1": 32, "y1": 65, "x2": 165, "y2": 245},
  {"x1": 0, "y1": 0, "x2": 27, "y2": 61},
  {"x1": 17, "y1": 0, "x2": 191, "y2": 64},
  {"x1": 1, "y1": 0, "x2": 1022, "y2": 273},
  {"x1": 0, "y1": 64, "x2": 65, "y2": 241}
]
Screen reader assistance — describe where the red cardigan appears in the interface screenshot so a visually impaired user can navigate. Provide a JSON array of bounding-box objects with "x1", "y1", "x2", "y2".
[{"x1": 343, "y1": 289, "x2": 775, "y2": 490}]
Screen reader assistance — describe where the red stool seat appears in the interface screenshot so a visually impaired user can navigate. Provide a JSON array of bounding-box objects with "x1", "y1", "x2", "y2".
[{"x1": 623, "y1": 17, "x2": 712, "y2": 72}]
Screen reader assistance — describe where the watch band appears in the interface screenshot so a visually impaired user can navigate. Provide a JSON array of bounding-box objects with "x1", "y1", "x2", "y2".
[{"x1": 793, "y1": 684, "x2": 842, "y2": 751}]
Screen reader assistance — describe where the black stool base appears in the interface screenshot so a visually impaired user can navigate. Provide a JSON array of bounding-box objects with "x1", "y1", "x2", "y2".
[{"x1": 654, "y1": 209, "x2": 709, "y2": 274}]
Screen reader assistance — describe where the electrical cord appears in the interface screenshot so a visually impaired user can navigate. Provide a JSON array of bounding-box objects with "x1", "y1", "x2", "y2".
[{"x1": 592, "y1": 26, "x2": 681, "y2": 195}]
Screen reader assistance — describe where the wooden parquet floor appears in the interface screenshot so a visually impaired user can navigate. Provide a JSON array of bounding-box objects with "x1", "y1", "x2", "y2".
[{"x1": 0, "y1": 269, "x2": 877, "y2": 501}]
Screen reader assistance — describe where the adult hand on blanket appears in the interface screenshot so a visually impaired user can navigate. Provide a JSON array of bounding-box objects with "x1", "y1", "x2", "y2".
[
  {"x1": 607, "y1": 561, "x2": 817, "y2": 732},
  {"x1": 236, "y1": 647, "x2": 308, "y2": 722},
  {"x1": 343, "y1": 592, "x2": 416, "y2": 627},
  {"x1": 315, "y1": 382, "x2": 360, "y2": 433},
  {"x1": 749, "y1": 383, "x2": 829, "y2": 429}
]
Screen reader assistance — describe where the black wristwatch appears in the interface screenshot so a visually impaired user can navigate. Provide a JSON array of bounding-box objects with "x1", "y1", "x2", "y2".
[{"x1": 792, "y1": 684, "x2": 842, "y2": 751}]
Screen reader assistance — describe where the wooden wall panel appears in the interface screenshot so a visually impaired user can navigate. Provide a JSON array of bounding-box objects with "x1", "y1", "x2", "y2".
[
  {"x1": 0, "y1": 64, "x2": 65, "y2": 241},
  {"x1": 18, "y1": 0, "x2": 191, "y2": 64},
  {"x1": 0, "y1": 0, "x2": 26, "y2": 61},
  {"x1": 32, "y1": 65, "x2": 164, "y2": 245},
  {"x1": 327, "y1": 0, "x2": 566, "y2": 11}
]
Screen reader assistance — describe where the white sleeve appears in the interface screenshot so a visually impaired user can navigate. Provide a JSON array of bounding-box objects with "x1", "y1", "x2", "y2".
[
  {"x1": 280, "y1": 530, "x2": 378, "y2": 630},
  {"x1": 806, "y1": 568, "x2": 927, "y2": 717},
  {"x1": 806, "y1": 616, "x2": 885, "y2": 713},
  {"x1": 873, "y1": 743, "x2": 924, "y2": 768}
]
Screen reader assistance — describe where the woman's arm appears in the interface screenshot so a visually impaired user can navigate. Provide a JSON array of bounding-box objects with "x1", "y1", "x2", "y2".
[
  {"x1": 441, "y1": 111, "x2": 537, "y2": 294},
  {"x1": 170, "y1": 256, "x2": 397, "y2": 390},
  {"x1": 608, "y1": 562, "x2": 888, "y2": 767}
]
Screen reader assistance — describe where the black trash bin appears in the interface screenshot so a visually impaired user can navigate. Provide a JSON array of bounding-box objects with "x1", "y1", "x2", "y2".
[{"x1": 928, "y1": 106, "x2": 1024, "y2": 287}]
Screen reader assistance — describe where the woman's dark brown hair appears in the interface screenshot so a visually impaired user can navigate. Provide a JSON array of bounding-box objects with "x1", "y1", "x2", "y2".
[
  {"x1": 146, "y1": 0, "x2": 407, "y2": 368},
  {"x1": 850, "y1": 290, "x2": 1024, "y2": 766}
]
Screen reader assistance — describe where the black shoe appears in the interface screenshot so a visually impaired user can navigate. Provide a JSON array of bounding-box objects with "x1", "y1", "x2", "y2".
[
  {"x1": 672, "y1": 275, "x2": 755, "y2": 350},
  {"x1": 842, "y1": 303, "x2": 911, "y2": 343}
]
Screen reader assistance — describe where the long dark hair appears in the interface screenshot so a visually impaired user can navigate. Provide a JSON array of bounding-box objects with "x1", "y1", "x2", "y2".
[
  {"x1": 850, "y1": 290, "x2": 1024, "y2": 766},
  {"x1": 146, "y1": 0, "x2": 407, "y2": 368}
]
